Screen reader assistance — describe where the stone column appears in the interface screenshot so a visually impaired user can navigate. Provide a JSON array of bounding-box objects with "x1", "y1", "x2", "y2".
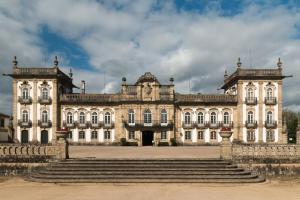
[
  {"x1": 258, "y1": 81, "x2": 263, "y2": 143},
  {"x1": 32, "y1": 79, "x2": 38, "y2": 142},
  {"x1": 219, "y1": 131, "x2": 233, "y2": 160}
]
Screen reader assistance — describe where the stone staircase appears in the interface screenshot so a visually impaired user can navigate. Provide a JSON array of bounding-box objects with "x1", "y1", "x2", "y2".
[{"x1": 26, "y1": 158, "x2": 265, "y2": 183}]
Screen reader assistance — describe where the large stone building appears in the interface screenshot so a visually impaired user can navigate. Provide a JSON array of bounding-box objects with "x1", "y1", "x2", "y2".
[{"x1": 5, "y1": 56, "x2": 288, "y2": 146}]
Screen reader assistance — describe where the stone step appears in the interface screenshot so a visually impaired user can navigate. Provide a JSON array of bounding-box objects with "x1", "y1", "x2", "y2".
[{"x1": 50, "y1": 164, "x2": 238, "y2": 168}]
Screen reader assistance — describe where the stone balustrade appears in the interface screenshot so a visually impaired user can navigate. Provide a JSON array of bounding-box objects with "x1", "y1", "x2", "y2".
[{"x1": 0, "y1": 144, "x2": 56, "y2": 157}]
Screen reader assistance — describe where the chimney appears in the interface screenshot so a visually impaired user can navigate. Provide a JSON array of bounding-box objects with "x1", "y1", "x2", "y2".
[{"x1": 81, "y1": 80, "x2": 85, "y2": 94}]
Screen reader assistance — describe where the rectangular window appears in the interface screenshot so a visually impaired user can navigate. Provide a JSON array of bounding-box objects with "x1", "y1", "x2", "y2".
[
  {"x1": 266, "y1": 130, "x2": 274, "y2": 141},
  {"x1": 67, "y1": 131, "x2": 73, "y2": 139},
  {"x1": 210, "y1": 131, "x2": 217, "y2": 140},
  {"x1": 129, "y1": 131, "x2": 135, "y2": 140},
  {"x1": 198, "y1": 131, "x2": 204, "y2": 140},
  {"x1": 161, "y1": 131, "x2": 167, "y2": 140},
  {"x1": 91, "y1": 131, "x2": 98, "y2": 139},
  {"x1": 185, "y1": 131, "x2": 191, "y2": 140},
  {"x1": 247, "y1": 131, "x2": 255, "y2": 141},
  {"x1": 79, "y1": 131, "x2": 85, "y2": 139},
  {"x1": 104, "y1": 131, "x2": 111, "y2": 140},
  {"x1": 0, "y1": 119, "x2": 4, "y2": 128}
]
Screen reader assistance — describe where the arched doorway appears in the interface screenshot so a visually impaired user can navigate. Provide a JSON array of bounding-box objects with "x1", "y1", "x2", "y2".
[
  {"x1": 142, "y1": 131, "x2": 153, "y2": 146},
  {"x1": 41, "y1": 130, "x2": 48, "y2": 144},
  {"x1": 21, "y1": 130, "x2": 28, "y2": 144}
]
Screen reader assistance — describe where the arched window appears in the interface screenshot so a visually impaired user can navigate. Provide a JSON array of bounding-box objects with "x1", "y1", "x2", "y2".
[
  {"x1": 223, "y1": 112, "x2": 229, "y2": 124},
  {"x1": 104, "y1": 112, "x2": 111, "y2": 125},
  {"x1": 266, "y1": 111, "x2": 273, "y2": 123},
  {"x1": 22, "y1": 110, "x2": 28, "y2": 122},
  {"x1": 210, "y1": 112, "x2": 217, "y2": 124},
  {"x1": 128, "y1": 109, "x2": 135, "y2": 124},
  {"x1": 197, "y1": 112, "x2": 204, "y2": 124},
  {"x1": 41, "y1": 110, "x2": 48, "y2": 123},
  {"x1": 67, "y1": 112, "x2": 73, "y2": 124},
  {"x1": 42, "y1": 88, "x2": 48, "y2": 99},
  {"x1": 184, "y1": 112, "x2": 191, "y2": 124},
  {"x1": 79, "y1": 112, "x2": 85, "y2": 124},
  {"x1": 210, "y1": 131, "x2": 217, "y2": 140},
  {"x1": 144, "y1": 109, "x2": 152, "y2": 124},
  {"x1": 267, "y1": 88, "x2": 273, "y2": 99},
  {"x1": 91, "y1": 112, "x2": 98, "y2": 124},
  {"x1": 161, "y1": 109, "x2": 167, "y2": 124},
  {"x1": 22, "y1": 88, "x2": 29, "y2": 99},
  {"x1": 247, "y1": 111, "x2": 254, "y2": 123},
  {"x1": 247, "y1": 88, "x2": 254, "y2": 98}
]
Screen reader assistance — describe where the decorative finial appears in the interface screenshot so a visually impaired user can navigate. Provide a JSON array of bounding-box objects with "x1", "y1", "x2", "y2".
[
  {"x1": 277, "y1": 57, "x2": 282, "y2": 69},
  {"x1": 122, "y1": 77, "x2": 126, "y2": 82},
  {"x1": 69, "y1": 68, "x2": 73, "y2": 78},
  {"x1": 224, "y1": 70, "x2": 228, "y2": 78},
  {"x1": 169, "y1": 77, "x2": 174, "y2": 82},
  {"x1": 237, "y1": 57, "x2": 242, "y2": 68},
  {"x1": 12, "y1": 56, "x2": 18, "y2": 67},
  {"x1": 54, "y1": 56, "x2": 59, "y2": 67}
]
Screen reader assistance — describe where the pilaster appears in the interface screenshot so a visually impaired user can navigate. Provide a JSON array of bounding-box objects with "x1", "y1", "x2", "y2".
[
  {"x1": 12, "y1": 79, "x2": 18, "y2": 142},
  {"x1": 236, "y1": 81, "x2": 243, "y2": 141},
  {"x1": 52, "y1": 79, "x2": 58, "y2": 143},
  {"x1": 277, "y1": 80, "x2": 283, "y2": 143},
  {"x1": 32, "y1": 79, "x2": 38, "y2": 142},
  {"x1": 258, "y1": 81, "x2": 263, "y2": 143}
]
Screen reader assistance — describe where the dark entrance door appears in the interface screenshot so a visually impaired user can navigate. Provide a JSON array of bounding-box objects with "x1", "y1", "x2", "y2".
[
  {"x1": 41, "y1": 130, "x2": 48, "y2": 144},
  {"x1": 142, "y1": 131, "x2": 153, "y2": 146},
  {"x1": 21, "y1": 130, "x2": 28, "y2": 144}
]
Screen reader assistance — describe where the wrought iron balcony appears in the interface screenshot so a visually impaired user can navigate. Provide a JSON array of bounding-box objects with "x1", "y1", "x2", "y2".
[
  {"x1": 38, "y1": 96, "x2": 52, "y2": 104},
  {"x1": 62, "y1": 121, "x2": 76, "y2": 128},
  {"x1": 207, "y1": 121, "x2": 221, "y2": 129},
  {"x1": 77, "y1": 121, "x2": 90, "y2": 129},
  {"x1": 18, "y1": 96, "x2": 32, "y2": 104},
  {"x1": 245, "y1": 120, "x2": 258, "y2": 129},
  {"x1": 193, "y1": 122, "x2": 208, "y2": 129},
  {"x1": 124, "y1": 120, "x2": 173, "y2": 128},
  {"x1": 245, "y1": 97, "x2": 257, "y2": 105},
  {"x1": 220, "y1": 121, "x2": 234, "y2": 128},
  {"x1": 18, "y1": 120, "x2": 32, "y2": 128},
  {"x1": 182, "y1": 122, "x2": 194, "y2": 129},
  {"x1": 103, "y1": 122, "x2": 115, "y2": 129},
  {"x1": 38, "y1": 120, "x2": 52, "y2": 128},
  {"x1": 90, "y1": 122, "x2": 102, "y2": 129},
  {"x1": 264, "y1": 120, "x2": 277, "y2": 129},
  {"x1": 264, "y1": 97, "x2": 277, "y2": 105}
]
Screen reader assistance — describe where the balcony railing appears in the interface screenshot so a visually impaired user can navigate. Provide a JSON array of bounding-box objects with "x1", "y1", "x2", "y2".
[
  {"x1": 245, "y1": 97, "x2": 257, "y2": 105},
  {"x1": 90, "y1": 122, "x2": 102, "y2": 129},
  {"x1": 245, "y1": 121, "x2": 258, "y2": 129},
  {"x1": 220, "y1": 121, "x2": 234, "y2": 128},
  {"x1": 182, "y1": 122, "x2": 194, "y2": 129},
  {"x1": 124, "y1": 120, "x2": 173, "y2": 128},
  {"x1": 63, "y1": 121, "x2": 76, "y2": 128},
  {"x1": 207, "y1": 121, "x2": 222, "y2": 129},
  {"x1": 18, "y1": 96, "x2": 32, "y2": 104},
  {"x1": 18, "y1": 120, "x2": 32, "y2": 128},
  {"x1": 38, "y1": 120, "x2": 52, "y2": 128},
  {"x1": 264, "y1": 97, "x2": 277, "y2": 105},
  {"x1": 265, "y1": 120, "x2": 277, "y2": 129},
  {"x1": 103, "y1": 122, "x2": 115, "y2": 129},
  {"x1": 38, "y1": 97, "x2": 52, "y2": 105},
  {"x1": 77, "y1": 121, "x2": 90, "y2": 129},
  {"x1": 193, "y1": 122, "x2": 208, "y2": 129}
]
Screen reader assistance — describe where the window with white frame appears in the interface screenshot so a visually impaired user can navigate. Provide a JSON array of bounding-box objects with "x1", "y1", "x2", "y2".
[
  {"x1": 210, "y1": 131, "x2": 217, "y2": 140},
  {"x1": 79, "y1": 131, "x2": 85, "y2": 139},
  {"x1": 247, "y1": 131, "x2": 255, "y2": 141},
  {"x1": 266, "y1": 88, "x2": 273, "y2": 99},
  {"x1": 210, "y1": 112, "x2": 217, "y2": 124},
  {"x1": 91, "y1": 112, "x2": 98, "y2": 124},
  {"x1": 161, "y1": 109, "x2": 167, "y2": 124},
  {"x1": 104, "y1": 130, "x2": 111, "y2": 140},
  {"x1": 247, "y1": 88, "x2": 254, "y2": 98},
  {"x1": 79, "y1": 112, "x2": 85, "y2": 124},
  {"x1": 144, "y1": 109, "x2": 152, "y2": 124},
  {"x1": 161, "y1": 131, "x2": 167, "y2": 140},
  {"x1": 185, "y1": 131, "x2": 191, "y2": 140},
  {"x1": 104, "y1": 112, "x2": 111, "y2": 125},
  {"x1": 266, "y1": 130, "x2": 274, "y2": 141},
  {"x1": 128, "y1": 109, "x2": 135, "y2": 124},
  {"x1": 184, "y1": 112, "x2": 191, "y2": 125},
  {"x1": 197, "y1": 112, "x2": 204, "y2": 124},
  {"x1": 266, "y1": 111, "x2": 273, "y2": 124},
  {"x1": 129, "y1": 131, "x2": 135, "y2": 140},
  {"x1": 41, "y1": 110, "x2": 48, "y2": 123},
  {"x1": 223, "y1": 112, "x2": 229, "y2": 124},
  {"x1": 42, "y1": 88, "x2": 48, "y2": 99},
  {"x1": 67, "y1": 112, "x2": 73, "y2": 124},
  {"x1": 198, "y1": 131, "x2": 204, "y2": 140},
  {"x1": 22, "y1": 110, "x2": 29, "y2": 122},
  {"x1": 247, "y1": 111, "x2": 254, "y2": 123},
  {"x1": 67, "y1": 131, "x2": 72, "y2": 139},
  {"x1": 91, "y1": 131, "x2": 98, "y2": 139},
  {"x1": 22, "y1": 88, "x2": 29, "y2": 99}
]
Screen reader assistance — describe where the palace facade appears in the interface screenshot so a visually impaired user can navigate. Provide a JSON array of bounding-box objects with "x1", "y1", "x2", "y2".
[{"x1": 6, "y1": 57, "x2": 288, "y2": 146}]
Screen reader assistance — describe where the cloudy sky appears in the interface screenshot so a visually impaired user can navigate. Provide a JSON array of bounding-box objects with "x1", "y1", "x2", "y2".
[{"x1": 0, "y1": 0, "x2": 300, "y2": 115}]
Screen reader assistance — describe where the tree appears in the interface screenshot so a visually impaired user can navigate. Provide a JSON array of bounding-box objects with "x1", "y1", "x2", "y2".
[{"x1": 283, "y1": 109, "x2": 300, "y2": 143}]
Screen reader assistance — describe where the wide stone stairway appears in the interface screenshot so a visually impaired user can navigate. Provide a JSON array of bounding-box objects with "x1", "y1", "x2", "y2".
[{"x1": 27, "y1": 158, "x2": 265, "y2": 183}]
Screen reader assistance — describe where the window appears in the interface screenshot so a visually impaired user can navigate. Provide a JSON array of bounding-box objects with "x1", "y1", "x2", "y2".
[
  {"x1": 161, "y1": 109, "x2": 167, "y2": 124},
  {"x1": 91, "y1": 131, "x2": 98, "y2": 139},
  {"x1": 266, "y1": 130, "x2": 274, "y2": 141},
  {"x1": 197, "y1": 112, "x2": 204, "y2": 124},
  {"x1": 266, "y1": 88, "x2": 273, "y2": 99},
  {"x1": 91, "y1": 112, "x2": 98, "y2": 124},
  {"x1": 128, "y1": 109, "x2": 135, "y2": 124},
  {"x1": 247, "y1": 111, "x2": 254, "y2": 123},
  {"x1": 41, "y1": 110, "x2": 48, "y2": 123},
  {"x1": 161, "y1": 131, "x2": 167, "y2": 140},
  {"x1": 198, "y1": 131, "x2": 204, "y2": 140},
  {"x1": 79, "y1": 112, "x2": 85, "y2": 124},
  {"x1": 210, "y1": 112, "x2": 217, "y2": 124},
  {"x1": 67, "y1": 131, "x2": 73, "y2": 139},
  {"x1": 42, "y1": 88, "x2": 48, "y2": 99},
  {"x1": 210, "y1": 131, "x2": 217, "y2": 140},
  {"x1": 0, "y1": 119, "x2": 4, "y2": 127},
  {"x1": 247, "y1": 131, "x2": 255, "y2": 141},
  {"x1": 144, "y1": 109, "x2": 152, "y2": 124},
  {"x1": 104, "y1": 131, "x2": 111, "y2": 140},
  {"x1": 67, "y1": 112, "x2": 73, "y2": 124},
  {"x1": 266, "y1": 111, "x2": 273, "y2": 124},
  {"x1": 247, "y1": 88, "x2": 254, "y2": 98},
  {"x1": 185, "y1": 131, "x2": 191, "y2": 140},
  {"x1": 22, "y1": 88, "x2": 29, "y2": 99},
  {"x1": 104, "y1": 112, "x2": 111, "y2": 125},
  {"x1": 223, "y1": 112, "x2": 229, "y2": 124},
  {"x1": 129, "y1": 131, "x2": 135, "y2": 140},
  {"x1": 184, "y1": 112, "x2": 191, "y2": 124},
  {"x1": 22, "y1": 110, "x2": 29, "y2": 122},
  {"x1": 79, "y1": 131, "x2": 85, "y2": 139}
]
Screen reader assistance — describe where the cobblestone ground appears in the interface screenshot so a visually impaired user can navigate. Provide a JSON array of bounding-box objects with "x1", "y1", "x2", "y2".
[{"x1": 69, "y1": 146, "x2": 220, "y2": 158}]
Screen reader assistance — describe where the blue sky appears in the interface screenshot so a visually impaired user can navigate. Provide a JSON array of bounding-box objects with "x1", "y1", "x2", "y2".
[{"x1": 1, "y1": 0, "x2": 300, "y2": 114}]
